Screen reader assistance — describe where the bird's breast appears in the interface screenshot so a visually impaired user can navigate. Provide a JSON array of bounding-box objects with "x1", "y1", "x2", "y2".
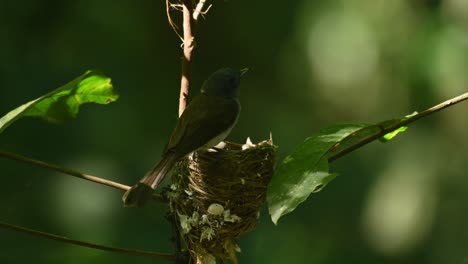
[{"x1": 200, "y1": 98, "x2": 240, "y2": 150}]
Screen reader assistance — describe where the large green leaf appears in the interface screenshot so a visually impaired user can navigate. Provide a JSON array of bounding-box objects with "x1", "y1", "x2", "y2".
[
  {"x1": 0, "y1": 70, "x2": 118, "y2": 134},
  {"x1": 267, "y1": 114, "x2": 420, "y2": 224},
  {"x1": 267, "y1": 124, "x2": 367, "y2": 224}
]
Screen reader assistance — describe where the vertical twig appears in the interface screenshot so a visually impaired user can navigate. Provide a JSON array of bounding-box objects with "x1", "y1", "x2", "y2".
[
  {"x1": 178, "y1": 0, "x2": 195, "y2": 116},
  {"x1": 174, "y1": 1, "x2": 196, "y2": 262},
  {"x1": 168, "y1": 1, "x2": 210, "y2": 262}
]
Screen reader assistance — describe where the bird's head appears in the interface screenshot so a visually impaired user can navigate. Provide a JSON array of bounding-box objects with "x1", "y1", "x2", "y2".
[{"x1": 201, "y1": 68, "x2": 248, "y2": 98}]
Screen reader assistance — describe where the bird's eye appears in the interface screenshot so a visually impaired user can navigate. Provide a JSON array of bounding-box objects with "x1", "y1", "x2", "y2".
[{"x1": 229, "y1": 77, "x2": 236, "y2": 85}]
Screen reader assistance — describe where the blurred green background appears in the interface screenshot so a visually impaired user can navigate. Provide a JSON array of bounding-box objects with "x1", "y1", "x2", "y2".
[{"x1": 1, "y1": 0, "x2": 467, "y2": 263}]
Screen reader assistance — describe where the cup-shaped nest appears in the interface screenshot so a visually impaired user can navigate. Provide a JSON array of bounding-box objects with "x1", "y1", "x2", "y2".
[{"x1": 168, "y1": 139, "x2": 277, "y2": 263}]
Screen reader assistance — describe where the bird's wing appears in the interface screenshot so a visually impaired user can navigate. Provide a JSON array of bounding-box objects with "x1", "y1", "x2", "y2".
[{"x1": 166, "y1": 95, "x2": 240, "y2": 156}]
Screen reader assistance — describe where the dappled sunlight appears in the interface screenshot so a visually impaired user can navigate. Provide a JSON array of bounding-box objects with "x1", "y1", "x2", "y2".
[
  {"x1": 443, "y1": 0, "x2": 468, "y2": 27},
  {"x1": 362, "y1": 141, "x2": 438, "y2": 256},
  {"x1": 278, "y1": 0, "x2": 416, "y2": 121},
  {"x1": 50, "y1": 156, "x2": 120, "y2": 240},
  {"x1": 305, "y1": 9, "x2": 381, "y2": 119},
  {"x1": 428, "y1": 25, "x2": 468, "y2": 139},
  {"x1": 430, "y1": 27, "x2": 468, "y2": 97},
  {"x1": 307, "y1": 11, "x2": 379, "y2": 90}
]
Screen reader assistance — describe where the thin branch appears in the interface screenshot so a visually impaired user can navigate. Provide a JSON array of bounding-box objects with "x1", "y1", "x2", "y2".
[
  {"x1": 193, "y1": 0, "x2": 211, "y2": 21},
  {"x1": 329, "y1": 92, "x2": 468, "y2": 162},
  {"x1": 178, "y1": 0, "x2": 195, "y2": 116},
  {"x1": 166, "y1": 0, "x2": 183, "y2": 40},
  {"x1": 396, "y1": 92, "x2": 468, "y2": 125},
  {"x1": 0, "y1": 150, "x2": 164, "y2": 202},
  {"x1": 0, "y1": 220, "x2": 175, "y2": 260},
  {"x1": 0, "y1": 150, "x2": 127, "y2": 190}
]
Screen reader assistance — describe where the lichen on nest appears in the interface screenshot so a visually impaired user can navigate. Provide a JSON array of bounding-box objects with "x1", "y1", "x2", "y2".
[{"x1": 167, "y1": 138, "x2": 277, "y2": 263}]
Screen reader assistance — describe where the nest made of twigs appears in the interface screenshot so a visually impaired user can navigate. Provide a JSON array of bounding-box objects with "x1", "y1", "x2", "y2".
[{"x1": 167, "y1": 139, "x2": 277, "y2": 263}]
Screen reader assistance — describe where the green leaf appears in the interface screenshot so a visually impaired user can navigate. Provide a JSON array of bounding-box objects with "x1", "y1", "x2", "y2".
[
  {"x1": 0, "y1": 70, "x2": 118, "y2": 134},
  {"x1": 267, "y1": 124, "x2": 367, "y2": 224},
  {"x1": 267, "y1": 110, "x2": 427, "y2": 224}
]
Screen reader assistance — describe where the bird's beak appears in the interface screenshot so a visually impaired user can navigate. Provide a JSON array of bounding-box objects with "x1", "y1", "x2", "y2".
[{"x1": 240, "y1": 68, "x2": 249, "y2": 77}]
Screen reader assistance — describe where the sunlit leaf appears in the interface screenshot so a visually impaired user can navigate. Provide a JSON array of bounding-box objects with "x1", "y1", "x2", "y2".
[
  {"x1": 375, "y1": 112, "x2": 417, "y2": 143},
  {"x1": 0, "y1": 70, "x2": 118, "y2": 134}
]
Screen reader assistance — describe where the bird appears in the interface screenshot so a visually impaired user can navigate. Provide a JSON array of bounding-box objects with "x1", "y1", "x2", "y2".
[{"x1": 122, "y1": 68, "x2": 247, "y2": 207}]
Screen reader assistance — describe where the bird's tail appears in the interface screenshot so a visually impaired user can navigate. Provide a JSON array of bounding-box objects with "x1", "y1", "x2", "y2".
[{"x1": 122, "y1": 154, "x2": 177, "y2": 207}]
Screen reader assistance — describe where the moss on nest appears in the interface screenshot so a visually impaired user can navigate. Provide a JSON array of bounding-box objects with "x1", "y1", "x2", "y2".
[{"x1": 168, "y1": 139, "x2": 277, "y2": 263}]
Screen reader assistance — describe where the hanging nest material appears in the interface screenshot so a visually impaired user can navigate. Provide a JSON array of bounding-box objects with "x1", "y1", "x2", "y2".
[{"x1": 167, "y1": 138, "x2": 277, "y2": 263}]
